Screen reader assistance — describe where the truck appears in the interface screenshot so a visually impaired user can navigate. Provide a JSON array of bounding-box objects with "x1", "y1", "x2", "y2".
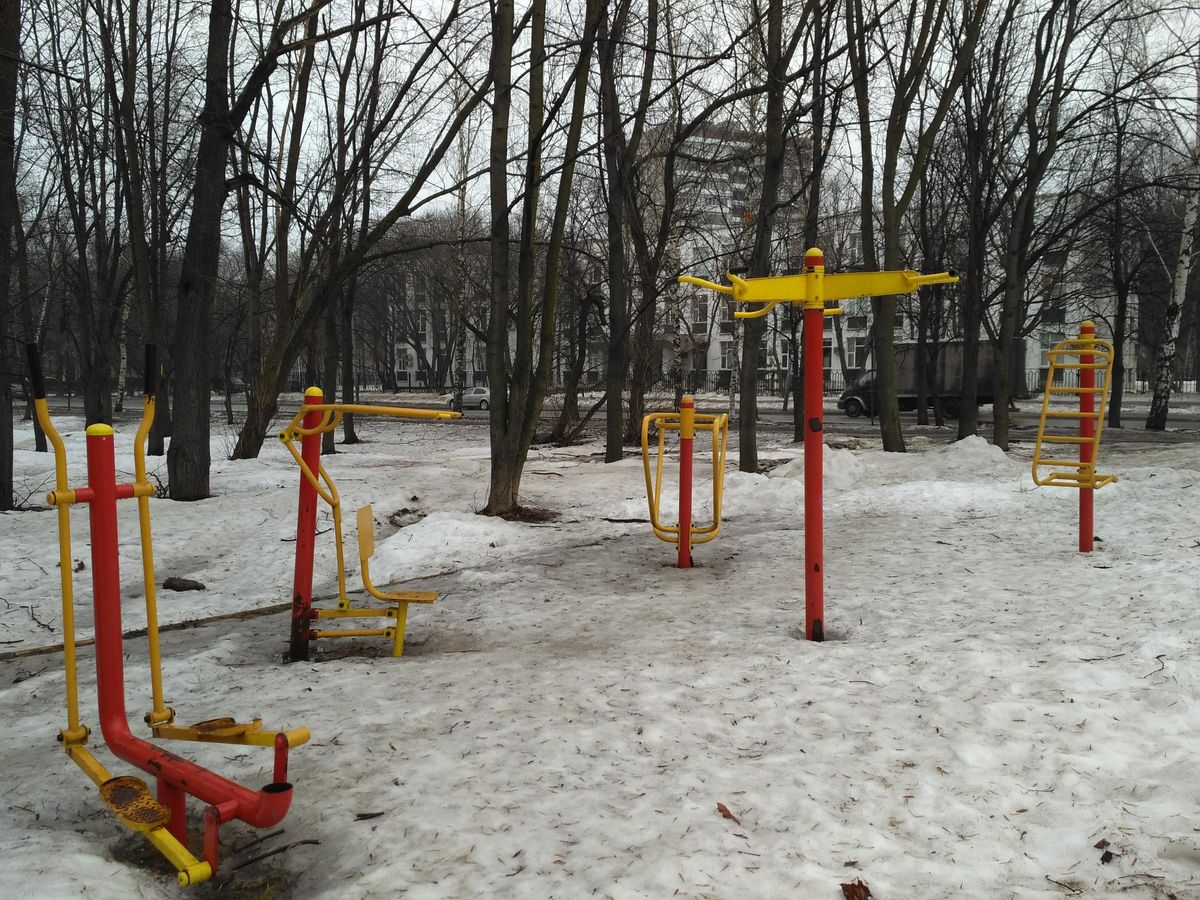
[{"x1": 836, "y1": 339, "x2": 1026, "y2": 419}]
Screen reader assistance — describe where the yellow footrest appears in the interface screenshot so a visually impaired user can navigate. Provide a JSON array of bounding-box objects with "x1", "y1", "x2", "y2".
[
  {"x1": 362, "y1": 589, "x2": 439, "y2": 604},
  {"x1": 152, "y1": 718, "x2": 311, "y2": 749},
  {"x1": 100, "y1": 775, "x2": 170, "y2": 833}
]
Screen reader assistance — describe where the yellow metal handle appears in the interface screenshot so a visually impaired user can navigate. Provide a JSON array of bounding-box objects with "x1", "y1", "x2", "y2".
[
  {"x1": 641, "y1": 408, "x2": 730, "y2": 544},
  {"x1": 678, "y1": 274, "x2": 732, "y2": 295}
]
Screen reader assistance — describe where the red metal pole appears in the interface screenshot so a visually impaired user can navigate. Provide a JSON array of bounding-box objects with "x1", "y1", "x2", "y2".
[
  {"x1": 677, "y1": 396, "x2": 695, "y2": 569},
  {"x1": 289, "y1": 388, "x2": 325, "y2": 661},
  {"x1": 803, "y1": 249, "x2": 825, "y2": 641},
  {"x1": 1079, "y1": 321, "x2": 1095, "y2": 553}
]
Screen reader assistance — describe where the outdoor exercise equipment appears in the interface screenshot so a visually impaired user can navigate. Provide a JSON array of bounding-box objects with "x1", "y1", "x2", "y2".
[
  {"x1": 1032, "y1": 321, "x2": 1118, "y2": 552},
  {"x1": 679, "y1": 248, "x2": 958, "y2": 640},
  {"x1": 280, "y1": 387, "x2": 460, "y2": 662},
  {"x1": 641, "y1": 395, "x2": 730, "y2": 568},
  {"x1": 27, "y1": 343, "x2": 308, "y2": 887}
]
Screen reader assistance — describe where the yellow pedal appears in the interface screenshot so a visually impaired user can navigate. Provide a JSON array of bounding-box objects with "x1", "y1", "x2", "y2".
[
  {"x1": 99, "y1": 775, "x2": 170, "y2": 833},
  {"x1": 190, "y1": 717, "x2": 254, "y2": 738}
]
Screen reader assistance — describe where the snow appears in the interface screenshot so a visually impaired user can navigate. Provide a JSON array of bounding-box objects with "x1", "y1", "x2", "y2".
[{"x1": 1, "y1": 408, "x2": 1199, "y2": 898}]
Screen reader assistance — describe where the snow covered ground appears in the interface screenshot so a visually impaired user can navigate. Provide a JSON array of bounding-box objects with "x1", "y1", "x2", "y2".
[{"x1": 1, "y1": 406, "x2": 1198, "y2": 898}]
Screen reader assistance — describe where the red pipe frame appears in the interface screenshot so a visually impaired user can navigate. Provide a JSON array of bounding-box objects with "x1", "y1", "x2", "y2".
[
  {"x1": 84, "y1": 427, "x2": 295, "y2": 871},
  {"x1": 802, "y1": 254, "x2": 825, "y2": 641},
  {"x1": 1079, "y1": 322, "x2": 1096, "y2": 552},
  {"x1": 677, "y1": 397, "x2": 694, "y2": 569},
  {"x1": 289, "y1": 389, "x2": 326, "y2": 662}
]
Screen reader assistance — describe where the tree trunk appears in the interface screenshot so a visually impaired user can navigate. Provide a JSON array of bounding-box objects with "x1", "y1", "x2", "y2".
[
  {"x1": 1108, "y1": 285, "x2": 1128, "y2": 428},
  {"x1": 13, "y1": 216, "x2": 46, "y2": 451},
  {"x1": 738, "y1": 0, "x2": 786, "y2": 474},
  {"x1": 791, "y1": 311, "x2": 804, "y2": 443},
  {"x1": 625, "y1": 289, "x2": 656, "y2": 443},
  {"x1": 340, "y1": 283, "x2": 359, "y2": 443},
  {"x1": 1146, "y1": 184, "x2": 1199, "y2": 430},
  {"x1": 915, "y1": 303, "x2": 930, "y2": 426},
  {"x1": 0, "y1": 0, "x2": 13, "y2": 508},
  {"x1": 321, "y1": 305, "x2": 338, "y2": 455},
  {"x1": 168, "y1": 0, "x2": 235, "y2": 500},
  {"x1": 550, "y1": 287, "x2": 594, "y2": 443},
  {"x1": 601, "y1": 19, "x2": 629, "y2": 464}
]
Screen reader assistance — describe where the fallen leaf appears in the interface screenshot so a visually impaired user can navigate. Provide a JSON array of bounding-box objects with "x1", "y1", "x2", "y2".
[
  {"x1": 1094, "y1": 839, "x2": 1109, "y2": 850},
  {"x1": 716, "y1": 802, "x2": 741, "y2": 826},
  {"x1": 1100, "y1": 850, "x2": 1114, "y2": 864},
  {"x1": 354, "y1": 812, "x2": 385, "y2": 821},
  {"x1": 841, "y1": 878, "x2": 872, "y2": 900}
]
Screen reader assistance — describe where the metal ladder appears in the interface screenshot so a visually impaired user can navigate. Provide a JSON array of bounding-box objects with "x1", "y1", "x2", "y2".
[{"x1": 1032, "y1": 335, "x2": 1118, "y2": 489}]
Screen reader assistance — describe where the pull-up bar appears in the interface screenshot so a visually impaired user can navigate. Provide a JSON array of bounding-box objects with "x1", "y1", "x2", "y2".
[{"x1": 679, "y1": 249, "x2": 958, "y2": 640}]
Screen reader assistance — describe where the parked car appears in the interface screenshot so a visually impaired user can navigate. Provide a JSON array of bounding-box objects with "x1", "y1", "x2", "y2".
[
  {"x1": 445, "y1": 386, "x2": 490, "y2": 410},
  {"x1": 837, "y1": 339, "x2": 1026, "y2": 419}
]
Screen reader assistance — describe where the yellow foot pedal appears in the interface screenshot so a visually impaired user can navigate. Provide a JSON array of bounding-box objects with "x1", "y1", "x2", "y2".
[
  {"x1": 190, "y1": 717, "x2": 252, "y2": 738},
  {"x1": 100, "y1": 775, "x2": 170, "y2": 833}
]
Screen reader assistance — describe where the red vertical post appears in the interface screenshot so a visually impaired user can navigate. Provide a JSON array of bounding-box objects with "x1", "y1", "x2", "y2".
[
  {"x1": 87, "y1": 423, "x2": 190, "y2": 834},
  {"x1": 83, "y1": 424, "x2": 129, "y2": 743},
  {"x1": 677, "y1": 396, "x2": 695, "y2": 569},
  {"x1": 1079, "y1": 321, "x2": 1095, "y2": 553},
  {"x1": 289, "y1": 388, "x2": 325, "y2": 661},
  {"x1": 158, "y1": 777, "x2": 188, "y2": 844},
  {"x1": 803, "y1": 249, "x2": 825, "y2": 641}
]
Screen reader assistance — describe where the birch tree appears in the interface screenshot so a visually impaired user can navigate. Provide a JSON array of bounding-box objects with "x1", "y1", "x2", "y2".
[{"x1": 1146, "y1": 59, "x2": 1200, "y2": 431}]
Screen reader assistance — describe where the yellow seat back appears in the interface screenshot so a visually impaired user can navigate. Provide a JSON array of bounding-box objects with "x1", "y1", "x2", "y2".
[{"x1": 357, "y1": 505, "x2": 375, "y2": 560}]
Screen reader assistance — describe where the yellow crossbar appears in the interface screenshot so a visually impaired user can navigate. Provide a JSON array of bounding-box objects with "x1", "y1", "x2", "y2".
[{"x1": 312, "y1": 628, "x2": 392, "y2": 639}]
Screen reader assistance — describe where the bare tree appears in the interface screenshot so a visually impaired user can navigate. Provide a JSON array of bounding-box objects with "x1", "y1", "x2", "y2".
[
  {"x1": 485, "y1": 0, "x2": 601, "y2": 513},
  {"x1": 1146, "y1": 59, "x2": 1199, "y2": 430},
  {"x1": 845, "y1": 0, "x2": 984, "y2": 451},
  {"x1": 0, "y1": 0, "x2": 19, "y2": 509}
]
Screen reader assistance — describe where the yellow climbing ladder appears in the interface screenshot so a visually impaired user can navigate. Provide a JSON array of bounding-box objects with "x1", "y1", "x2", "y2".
[{"x1": 1032, "y1": 331, "x2": 1118, "y2": 490}]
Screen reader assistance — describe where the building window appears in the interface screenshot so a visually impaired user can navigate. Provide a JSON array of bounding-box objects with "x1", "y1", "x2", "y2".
[
  {"x1": 853, "y1": 337, "x2": 869, "y2": 368},
  {"x1": 721, "y1": 341, "x2": 736, "y2": 369},
  {"x1": 1042, "y1": 301, "x2": 1066, "y2": 325},
  {"x1": 823, "y1": 337, "x2": 833, "y2": 370},
  {"x1": 691, "y1": 298, "x2": 708, "y2": 331},
  {"x1": 1041, "y1": 332, "x2": 1066, "y2": 366}
]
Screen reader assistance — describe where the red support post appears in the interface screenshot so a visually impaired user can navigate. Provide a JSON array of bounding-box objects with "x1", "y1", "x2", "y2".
[
  {"x1": 1079, "y1": 321, "x2": 1095, "y2": 553},
  {"x1": 289, "y1": 388, "x2": 325, "y2": 662},
  {"x1": 158, "y1": 776, "x2": 188, "y2": 845},
  {"x1": 803, "y1": 249, "x2": 825, "y2": 641},
  {"x1": 677, "y1": 396, "x2": 695, "y2": 569}
]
